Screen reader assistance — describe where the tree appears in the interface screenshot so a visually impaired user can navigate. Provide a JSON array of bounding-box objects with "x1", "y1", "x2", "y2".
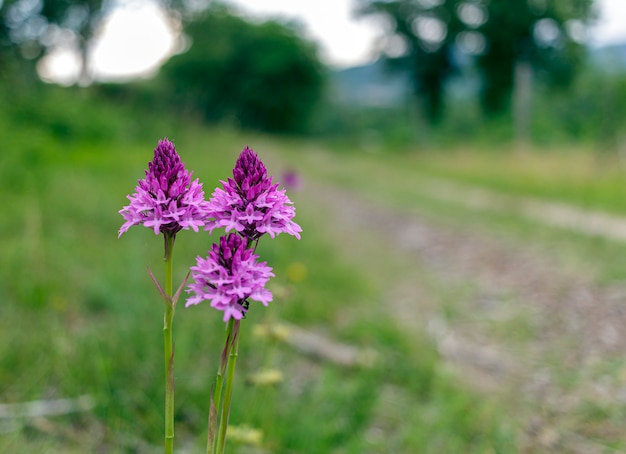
[
  {"x1": 0, "y1": 0, "x2": 190, "y2": 85},
  {"x1": 160, "y1": 3, "x2": 325, "y2": 133},
  {"x1": 356, "y1": 0, "x2": 465, "y2": 124},
  {"x1": 477, "y1": 0, "x2": 592, "y2": 115},
  {"x1": 356, "y1": 0, "x2": 593, "y2": 122},
  {"x1": 0, "y1": 0, "x2": 105, "y2": 83}
]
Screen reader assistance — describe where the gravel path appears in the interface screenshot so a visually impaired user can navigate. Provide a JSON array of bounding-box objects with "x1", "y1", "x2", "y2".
[
  {"x1": 416, "y1": 177, "x2": 626, "y2": 242},
  {"x1": 298, "y1": 177, "x2": 626, "y2": 453}
]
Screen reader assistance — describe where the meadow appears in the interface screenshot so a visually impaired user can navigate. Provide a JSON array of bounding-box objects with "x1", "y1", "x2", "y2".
[{"x1": 2, "y1": 86, "x2": 626, "y2": 453}]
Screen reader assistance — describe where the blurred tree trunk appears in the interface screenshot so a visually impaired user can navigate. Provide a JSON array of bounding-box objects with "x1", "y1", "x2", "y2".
[
  {"x1": 513, "y1": 59, "x2": 532, "y2": 151},
  {"x1": 77, "y1": 38, "x2": 91, "y2": 86}
]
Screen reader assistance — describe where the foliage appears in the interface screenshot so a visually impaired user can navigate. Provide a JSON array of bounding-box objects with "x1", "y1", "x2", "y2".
[
  {"x1": 159, "y1": 3, "x2": 325, "y2": 134},
  {"x1": 356, "y1": 0, "x2": 464, "y2": 124},
  {"x1": 0, "y1": 0, "x2": 196, "y2": 85},
  {"x1": 313, "y1": 58, "x2": 626, "y2": 150},
  {"x1": 477, "y1": 0, "x2": 591, "y2": 114},
  {"x1": 0, "y1": 0, "x2": 105, "y2": 83},
  {"x1": 0, "y1": 84, "x2": 517, "y2": 452},
  {"x1": 531, "y1": 68, "x2": 626, "y2": 148},
  {"x1": 356, "y1": 0, "x2": 593, "y2": 123}
]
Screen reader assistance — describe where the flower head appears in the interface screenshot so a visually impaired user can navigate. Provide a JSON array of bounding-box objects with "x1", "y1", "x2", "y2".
[
  {"x1": 119, "y1": 138, "x2": 211, "y2": 237},
  {"x1": 281, "y1": 168, "x2": 302, "y2": 192},
  {"x1": 205, "y1": 147, "x2": 302, "y2": 241},
  {"x1": 186, "y1": 233, "x2": 274, "y2": 321}
]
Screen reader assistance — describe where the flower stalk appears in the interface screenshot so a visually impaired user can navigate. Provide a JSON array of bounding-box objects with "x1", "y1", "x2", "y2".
[
  {"x1": 186, "y1": 147, "x2": 302, "y2": 454},
  {"x1": 215, "y1": 319, "x2": 240, "y2": 454},
  {"x1": 120, "y1": 138, "x2": 210, "y2": 454},
  {"x1": 208, "y1": 318, "x2": 241, "y2": 454},
  {"x1": 164, "y1": 232, "x2": 175, "y2": 454},
  {"x1": 207, "y1": 318, "x2": 234, "y2": 454}
]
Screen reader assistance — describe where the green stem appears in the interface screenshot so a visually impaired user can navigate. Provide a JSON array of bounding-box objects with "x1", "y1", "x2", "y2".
[
  {"x1": 164, "y1": 233, "x2": 176, "y2": 454},
  {"x1": 215, "y1": 320, "x2": 240, "y2": 454},
  {"x1": 208, "y1": 318, "x2": 235, "y2": 454},
  {"x1": 210, "y1": 241, "x2": 254, "y2": 453}
]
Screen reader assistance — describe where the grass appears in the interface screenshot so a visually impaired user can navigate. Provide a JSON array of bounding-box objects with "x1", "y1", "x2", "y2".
[
  {"x1": 292, "y1": 142, "x2": 626, "y2": 212},
  {"x1": 0, "y1": 87, "x2": 516, "y2": 452},
  {"x1": 5, "y1": 82, "x2": 626, "y2": 451},
  {"x1": 387, "y1": 145, "x2": 626, "y2": 215},
  {"x1": 268, "y1": 142, "x2": 626, "y2": 282},
  {"x1": 256, "y1": 139, "x2": 626, "y2": 450}
]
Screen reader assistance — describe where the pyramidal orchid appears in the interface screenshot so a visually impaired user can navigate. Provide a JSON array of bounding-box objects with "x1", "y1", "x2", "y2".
[
  {"x1": 119, "y1": 138, "x2": 211, "y2": 238},
  {"x1": 205, "y1": 147, "x2": 302, "y2": 242},
  {"x1": 186, "y1": 147, "x2": 301, "y2": 454},
  {"x1": 186, "y1": 233, "x2": 274, "y2": 322},
  {"x1": 118, "y1": 138, "x2": 211, "y2": 454}
]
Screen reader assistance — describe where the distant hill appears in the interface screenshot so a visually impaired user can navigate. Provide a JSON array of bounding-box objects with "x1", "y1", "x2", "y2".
[
  {"x1": 329, "y1": 59, "x2": 411, "y2": 107},
  {"x1": 330, "y1": 41, "x2": 626, "y2": 107},
  {"x1": 589, "y1": 42, "x2": 626, "y2": 72}
]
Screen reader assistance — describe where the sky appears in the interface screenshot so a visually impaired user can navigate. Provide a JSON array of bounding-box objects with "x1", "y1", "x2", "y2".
[
  {"x1": 38, "y1": 0, "x2": 626, "y2": 84},
  {"x1": 228, "y1": 0, "x2": 381, "y2": 68},
  {"x1": 591, "y1": 0, "x2": 626, "y2": 46},
  {"x1": 229, "y1": 0, "x2": 626, "y2": 63}
]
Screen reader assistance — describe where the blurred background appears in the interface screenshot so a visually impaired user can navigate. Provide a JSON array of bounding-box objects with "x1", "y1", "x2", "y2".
[{"x1": 3, "y1": 0, "x2": 626, "y2": 452}]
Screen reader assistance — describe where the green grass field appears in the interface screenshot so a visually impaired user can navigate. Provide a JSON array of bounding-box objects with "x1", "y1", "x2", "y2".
[{"x1": 2, "y1": 87, "x2": 626, "y2": 452}]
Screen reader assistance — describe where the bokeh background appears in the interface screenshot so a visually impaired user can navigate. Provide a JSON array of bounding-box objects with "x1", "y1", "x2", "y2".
[{"x1": 2, "y1": 0, "x2": 626, "y2": 452}]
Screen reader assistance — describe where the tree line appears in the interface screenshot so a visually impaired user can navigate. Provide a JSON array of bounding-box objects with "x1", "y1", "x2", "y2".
[{"x1": 0, "y1": 0, "x2": 605, "y2": 135}]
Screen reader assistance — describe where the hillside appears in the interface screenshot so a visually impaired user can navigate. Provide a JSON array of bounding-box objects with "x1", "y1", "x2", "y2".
[{"x1": 331, "y1": 41, "x2": 626, "y2": 106}]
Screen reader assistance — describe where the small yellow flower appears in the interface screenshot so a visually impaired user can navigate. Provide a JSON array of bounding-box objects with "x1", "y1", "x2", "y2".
[
  {"x1": 287, "y1": 261, "x2": 307, "y2": 282},
  {"x1": 247, "y1": 368, "x2": 284, "y2": 386},
  {"x1": 227, "y1": 424, "x2": 263, "y2": 446}
]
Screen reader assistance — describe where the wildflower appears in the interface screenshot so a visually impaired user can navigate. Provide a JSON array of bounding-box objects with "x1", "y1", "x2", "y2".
[
  {"x1": 281, "y1": 168, "x2": 302, "y2": 192},
  {"x1": 186, "y1": 233, "x2": 274, "y2": 321},
  {"x1": 205, "y1": 147, "x2": 302, "y2": 241},
  {"x1": 118, "y1": 138, "x2": 210, "y2": 237}
]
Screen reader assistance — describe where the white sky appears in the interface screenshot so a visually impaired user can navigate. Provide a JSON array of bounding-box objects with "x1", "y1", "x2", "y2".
[
  {"x1": 227, "y1": 0, "x2": 380, "y2": 68},
  {"x1": 38, "y1": 0, "x2": 626, "y2": 84},
  {"x1": 229, "y1": 0, "x2": 626, "y2": 56},
  {"x1": 589, "y1": 0, "x2": 626, "y2": 46}
]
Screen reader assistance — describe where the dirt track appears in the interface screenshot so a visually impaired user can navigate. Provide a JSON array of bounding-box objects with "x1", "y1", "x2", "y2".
[{"x1": 300, "y1": 178, "x2": 626, "y2": 453}]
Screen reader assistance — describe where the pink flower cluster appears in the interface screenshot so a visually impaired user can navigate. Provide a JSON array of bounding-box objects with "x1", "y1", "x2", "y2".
[
  {"x1": 187, "y1": 147, "x2": 302, "y2": 321},
  {"x1": 205, "y1": 147, "x2": 302, "y2": 241},
  {"x1": 119, "y1": 141, "x2": 301, "y2": 321},
  {"x1": 186, "y1": 234, "x2": 274, "y2": 321},
  {"x1": 118, "y1": 139, "x2": 211, "y2": 237}
]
